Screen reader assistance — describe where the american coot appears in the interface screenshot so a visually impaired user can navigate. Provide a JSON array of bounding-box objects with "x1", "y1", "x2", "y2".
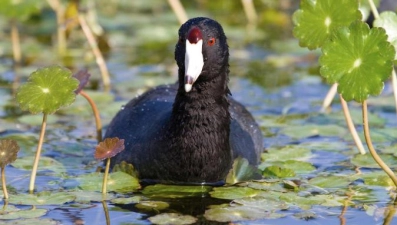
[{"x1": 105, "y1": 17, "x2": 263, "y2": 184}]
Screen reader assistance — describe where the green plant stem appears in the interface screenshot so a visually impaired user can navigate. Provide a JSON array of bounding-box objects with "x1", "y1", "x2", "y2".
[
  {"x1": 80, "y1": 90, "x2": 102, "y2": 143},
  {"x1": 340, "y1": 94, "x2": 366, "y2": 154},
  {"x1": 362, "y1": 101, "x2": 397, "y2": 186},
  {"x1": 29, "y1": 113, "x2": 48, "y2": 193},
  {"x1": 102, "y1": 158, "x2": 111, "y2": 194},
  {"x1": 78, "y1": 13, "x2": 111, "y2": 92},
  {"x1": 10, "y1": 20, "x2": 21, "y2": 65},
  {"x1": 1, "y1": 167, "x2": 8, "y2": 199}
]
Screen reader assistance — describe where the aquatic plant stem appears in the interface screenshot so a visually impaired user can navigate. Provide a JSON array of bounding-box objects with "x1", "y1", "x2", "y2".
[
  {"x1": 80, "y1": 90, "x2": 102, "y2": 143},
  {"x1": 321, "y1": 83, "x2": 338, "y2": 112},
  {"x1": 102, "y1": 158, "x2": 111, "y2": 194},
  {"x1": 1, "y1": 167, "x2": 8, "y2": 199},
  {"x1": 340, "y1": 94, "x2": 366, "y2": 154},
  {"x1": 362, "y1": 101, "x2": 397, "y2": 186},
  {"x1": 47, "y1": 0, "x2": 67, "y2": 56},
  {"x1": 29, "y1": 114, "x2": 48, "y2": 193},
  {"x1": 10, "y1": 20, "x2": 21, "y2": 65},
  {"x1": 167, "y1": 0, "x2": 188, "y2": 25},
  {"x1": 241, "y1": 0, "x2": 258, "y2": 25},
  {"x1": 368, "y1": 0, "x2": 379, "y2": 19},
  {"x1": 78, "y1": 13, "x2": 111, "y2": 92}
]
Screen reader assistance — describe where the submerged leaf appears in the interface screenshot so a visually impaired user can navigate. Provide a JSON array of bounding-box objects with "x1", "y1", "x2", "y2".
[
  {"x1": 95, "y1": 137, "x2": 125, "y2": 160},
  {"x1": 226, "y1": 157, "x2": 261, "y2": 184},
  {"x1": 293, "y1": 0, "x2": 361, "y2": 49},
  {"x1": 16, "y1": 65, "x2": 79, "y2": 114},
  {"x1": 0, "y1": 139, "x2": 20, "y2": 168},
  {"x1": 320, "y1": 21, "x2": 395, "y2": 102}
]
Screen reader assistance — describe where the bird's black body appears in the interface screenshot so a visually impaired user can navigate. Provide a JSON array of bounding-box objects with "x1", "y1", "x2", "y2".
[{"x1": 105, "y1": 17, "x2": 263, "y2": 184}]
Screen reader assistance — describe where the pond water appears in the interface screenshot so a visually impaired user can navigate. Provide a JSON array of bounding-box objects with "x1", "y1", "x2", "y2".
[{"x1": 1, "y1": 1, "x2": 397, "y2": 224}]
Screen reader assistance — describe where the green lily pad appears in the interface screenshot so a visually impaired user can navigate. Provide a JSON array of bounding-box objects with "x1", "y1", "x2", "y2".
[
  {"x1": 262, "y1": 160, "x2": 316, "y2": 174},
  {"x1": 374, "y1": 11, "x2": 397, "y2": 60},
  {"x1": 11, "y1": 156, "x2": 66, "y2": 174},
  {"x1": 261, "y1": 145, "x2": 312, "y2": 163},
  {"x1": 16, "y1": 65, "x2": 79, "y2": 114},
  {"x1": 232, "y1": 196, "x2": 289, "y2": 211},
  {"x1": 0, "y1": 207, "x2": 47, "y2": 220},
  {"x1": 142, "y1": 184, "x2": 212, "y2": 198},
  {"x1": 360, "y1": 171, "x2": 394, "y2": 187},
  {"x1": 209, "y1": 186, "x2": 261, "y2": 200},
  {"x1": 246, "y1": 180, "x2": 287, "y2": 192},
  {"x1": 8, "y1": 192, "x2": 76, "y2": 205},
  {"x1": 148, "y1": 213, "x2": 197, "y2": 225},
  {"x1": 319, "y1": 21, "x2": 395, "y2": 102},
  {"x1": 293, "y1": 0, "x2": 361, "y2": 49},
  {"x1": 135, "y1": 201, "x2": 169, "y2": 211},
  {"x1": 77, "y1": 171, "x2": 140, "y2": 193},
  {"x1": 204, "y1": 205, "x2": 285, "y2": 222},
  {"x1": 351, "y1": 153, "x2": 397, "y2": 169},
  {"x1": 262, "y1": 166, "x2": 296, "y2": 178},
  {"x1": 110, "y1": 196, "x2": 142, "y2": 204},
  {"x1": 281, "y1": 124, "x2": 347, "y2": 139},
  {"x1": 0, "y1": 0, "x2": 41, "y2": 21},
  {"x1": 226, "y1": 157, "x2": 261, "y2": 184},
  {"x1": 308, "y1": 175, "x2": 352, "y2": 188}
]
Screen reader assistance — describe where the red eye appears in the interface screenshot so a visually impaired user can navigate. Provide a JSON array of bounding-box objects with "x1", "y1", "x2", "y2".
[{"x1": 207, "y1": 37, "x2": 216, "y2": 46}]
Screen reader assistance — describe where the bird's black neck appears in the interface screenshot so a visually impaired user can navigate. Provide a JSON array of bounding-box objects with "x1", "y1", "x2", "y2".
[{"x1": 164, "y1": 72, "x2": 232, "y2": 182}]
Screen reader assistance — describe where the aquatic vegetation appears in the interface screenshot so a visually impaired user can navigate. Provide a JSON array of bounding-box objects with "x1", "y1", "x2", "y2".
[
  {"x1": 294, "y1": 0, "x2": 397, "y2": 186},
  {"x1": 94, "y1": 137, "x2": 126, "y2": 194},
  {"x1": 0, "y1": 139, "x2": 20, "y2": 199},
  {"x1": 16, "y1": 65, "x2": 79, "y2": 193}
]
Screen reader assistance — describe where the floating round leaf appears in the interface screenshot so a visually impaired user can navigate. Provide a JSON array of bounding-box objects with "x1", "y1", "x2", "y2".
[
  {"x1": 148, "y1": 213, "x2": 197, "y2": 225},
  {"x1": 0, "y1": 0, "x2": 42, "y2": 21},
  {"x1": 16, "y1": 65, "x2": 79, "y2": 114},
  {"x1": 0, "y1": 139, "x2": 20, "y2": 168},
  {"x1": 73, "y1": 69, "x2": 91, "y2": 94},
  {"x1": 95, "y1": 137, "x2": 125, "y2": 160},
  {"x1": 320, "y1": 21, "x2": 395, "y2": 102},
  {"x1": 373, "y1": 11, "x2": 397, "y2": 60},
  {"x1": 293, "y1": 0, "x2": 361, "y2": 49}
]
